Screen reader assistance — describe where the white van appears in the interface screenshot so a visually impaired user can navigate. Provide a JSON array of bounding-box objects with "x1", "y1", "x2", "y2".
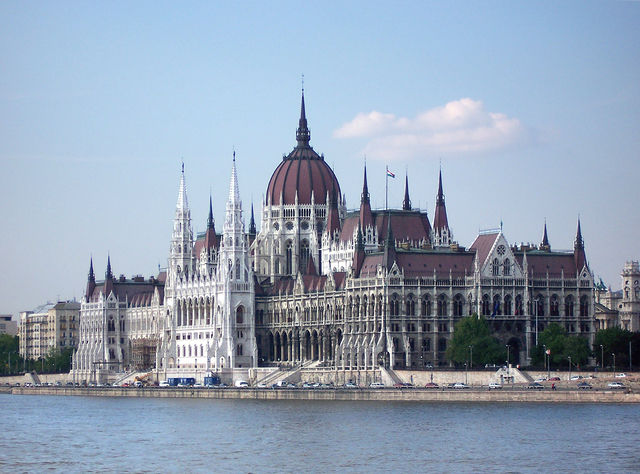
[{"x1": 234, "y1": 380, "x2": 249, "y2": 388}]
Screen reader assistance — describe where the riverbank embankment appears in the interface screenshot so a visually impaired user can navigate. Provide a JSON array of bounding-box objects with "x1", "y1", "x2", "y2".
[{"x1": 4, "y1": 386, "x2": 639, "y2": 403}]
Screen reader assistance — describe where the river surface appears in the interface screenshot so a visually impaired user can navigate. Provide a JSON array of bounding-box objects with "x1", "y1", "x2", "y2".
[{"x1": 1, "y1": 394, "x2": 639, "y2": 473}]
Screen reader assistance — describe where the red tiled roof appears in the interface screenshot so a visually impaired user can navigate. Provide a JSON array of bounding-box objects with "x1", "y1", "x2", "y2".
[
  {"x1": 469, "y1": 233, "x2": 499, "y2": 266},
  {"x1": 340, "y1": 210, "x2": 431, "y2": 244},
  {"x1": 513, "y1": 251, "x2": 579, "y2": 278}
]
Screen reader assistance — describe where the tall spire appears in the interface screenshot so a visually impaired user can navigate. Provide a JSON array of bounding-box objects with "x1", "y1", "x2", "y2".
[
  {"x1": 383, "y1": 215, "x2": 396, "y2": 270},
  {"x1": 105, "y1": 255, "x2": 113, "y2": 280},
  {"x1": 433, "y1": 167, "x2": 452, "y2": 246},
  {"x1": 402, "y1": 172, "x2": 411, "y2": 211},
  {"x1": 361, "y1": 164, "x2": 370, "y2": 204},
  {"x1": 575, "y1": 217, "x2": 584, "y2": 249},
  {"x1": 296, "y1": 90, "x2": 310, "y2": 147},
  {"x1": 177, "y1": 162, "x2": 188, "y2": 211},
  {"x1": 574, "y1": 217, "x2": 587, "y2": 271},
  {"x1": 228, "y1": 152, "x2": 241, "y2": 204},
  {"x1": 207, "y1": 195, "x2": 215, "y2": 230},
  {"x1": 249, "y1": 202, "x2": 257, "y2": 235},
  {"x1": 359, "y1": 164, "x2": 373, "y2": 229},
  {"x1": 88, "y1": 257, "x2": 95, "y2": 282},
  {"x1": 540, "y1": 220, "x2": 550, "y2": 251}
]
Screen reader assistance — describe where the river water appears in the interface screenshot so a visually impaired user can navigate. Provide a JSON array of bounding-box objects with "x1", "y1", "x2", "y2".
[{"x1": 1, "y1": 394, "x2": 639, "y2": 473}]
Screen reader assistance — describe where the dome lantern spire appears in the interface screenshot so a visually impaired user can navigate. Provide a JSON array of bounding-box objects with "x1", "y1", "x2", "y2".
[{"x1": 296, "y1": 90, "x2": 310, "y2": 147}]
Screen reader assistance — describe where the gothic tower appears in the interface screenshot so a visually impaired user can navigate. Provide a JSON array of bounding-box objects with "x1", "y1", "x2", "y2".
[{"x1": 213, "y1": 156, "x2": 257, "y2": 369}]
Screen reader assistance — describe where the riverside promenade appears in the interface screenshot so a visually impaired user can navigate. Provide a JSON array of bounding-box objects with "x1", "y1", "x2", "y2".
[{"x1": 3, "y1": 385, "x2": 639, "y2": 403}]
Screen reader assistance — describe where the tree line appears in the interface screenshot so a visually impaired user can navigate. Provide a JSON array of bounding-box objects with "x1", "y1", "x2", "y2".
[
  {"x1": 446, "y1": 315, "x2": 639, "y2": 370},
  {"x1": 0, "y1": 334, "x2": 74, "y2": 375}
]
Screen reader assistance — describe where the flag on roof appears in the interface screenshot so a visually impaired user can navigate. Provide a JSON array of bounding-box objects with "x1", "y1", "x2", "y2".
[{"x1": 386, "y1": 169, "x2": 395, "y2": 178}]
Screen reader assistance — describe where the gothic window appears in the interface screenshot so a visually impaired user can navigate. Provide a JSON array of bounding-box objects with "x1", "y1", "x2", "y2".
[
  {"x1": 535, "y1": 295, "x2": 545, "y2": 316},
  {"x1": 515, "y1": 295, "x2": 523, "y2": 315},
  {"x1": 237, "y1": 344, "x2": 243, "y2": 356},
  {"x1": 503, "y1": 258, "x2": 511, "y2": 276},
  {"x1": 492, "y1": 295, "x2": 501, "y2": 316},
  {"x1": 300, "y1": 240, "x2": 310, "y2": 273},
  {"x1": 438, "y1": 338, "x2": 447, "y2": 352},
  {"x1": 492, "y1": 258, "x2": 500, "y2": 276},
  {"x1": 437, "y1": 294, "x2": 448, "y2": 316},
  {"x1": 236, "y1": 306, "x2": 244, "y2": 325},
  {"x1": 285, "y1": 240, "x2": 293, "y2": 275},
  {"x1": 565, "y1": 296, "x2": 574, "y2": 316},
  {"x1": 453, "y1": 294, "x2": 463, "y2": 316},
  {"x1": 390, "y1": 294, "x2": 399, "y2": 316},
  {"x1": 550, "y1": 296, "x2": 559, "y2": 316},
  {"x1": 580, "y1": 296, "x2": 589, "y2": 317},
  {"x1": 235, "y1": 259, "x2": 240, "y2": 281},
  {"x1": 406, "y1": 295, "x2": 415, "y2": 316},
  {"x1": 107, "y1": 317, "x2": 115, "y2": 332},
  {"x1": 482, "y1": 294, "x2": 491, "y2": 316},
  {"x1": 363, "y1": 295, "x2": 368, "y2": 317},
  {"x1": 504, "y1": 295, "x2": 512, "y2": 315},
  {"x1": 422, "y1": 296, "x2": 432, "y2": 316}
]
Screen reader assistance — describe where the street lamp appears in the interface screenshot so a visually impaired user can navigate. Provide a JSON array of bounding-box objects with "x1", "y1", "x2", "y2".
[
  {"x1": 506, "y1": 344, "x2": 511, "y2": 377},
  {"x1": 469, "y1": 345, "x2": 473, "y2": 370},
  {"x1": 534, "y1": 297, "x2": 540, "y2": 347},
  {"x1": 600, "y1": 344, "x2": 604, "y2": 370},
  {"x1": 612, "y1": 353, "x2": 615, "y2": 374},
  {"x1": 568, "y1": 356, "x2": 572, "y2": 381}
]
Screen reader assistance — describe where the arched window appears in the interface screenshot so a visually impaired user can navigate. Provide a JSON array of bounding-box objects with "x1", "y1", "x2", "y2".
[
  {"x1": 550, "y1": 296, "x2": 559, "y2": 316},
  {"x1": 236, "y1": 306, "x2": 244, "y2": 324},
  {"x1": 437, "y1": 295, "x2": 448, "y2": 316},
  {"x1": 492, "y1": 295, "x2": 501, "y2": 316},
  {"x1": 482, "y1": 295, "x2": 491, "y2": 316},
  {"x1": 107, "y1": 317, "x2": 115, "y2": 332},
  {"x1": 300, "y1": 240, "x2": 310, "y2": 273},
  {"x1": 237, "y1": 344, "x2": 243, "y2": 356},
  {"x1": 453, "y1": 295, "x2": 463, "y2": 316},
  {"x1": 285, "y1": 240, "x2": 293, "y2": 275},
  {"x1": 492, "y1": 258, "x2": 500, "y2": 276},
  {"x1": 421, "y1": 296, "x2": 432, "y2": 316},
  {"x1": 503, "y1": 258, "x2": 511, "y2": 276},
  {"x1": 504, "y1": 295, "x2": 512, "y2": 315},
  {"x1": 580, "y1": 296, "x2": 589, "y2": 317},
  {"x1": 565, "y1": 296, "x2": 574, "y2": 316},
  {"x1": 515, "y1": 295, "x2": 523, "y2": 315},
  {"x1": 390, "y1": 294, "x2": 400, "y2": 316},
  {"x1": 406, "y1": 295, "x2": 415, "y2": 316},
  {"x1": 535, "y1": 295, "x2": 545, "y2": 316}
]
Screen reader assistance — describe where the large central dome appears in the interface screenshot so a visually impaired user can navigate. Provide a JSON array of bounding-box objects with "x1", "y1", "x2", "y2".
[{"x1": 266, "y1": 93, "x2": 341, "y2": 206}]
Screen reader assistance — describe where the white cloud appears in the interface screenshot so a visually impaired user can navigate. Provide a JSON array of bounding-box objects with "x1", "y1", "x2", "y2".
[{"x1": 333, "y1": 98, "x2": 528, "y2": 160}]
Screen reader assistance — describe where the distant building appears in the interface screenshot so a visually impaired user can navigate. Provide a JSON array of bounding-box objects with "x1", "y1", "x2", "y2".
[
  {"x1": 0, "y1": 314, "x2": 17, "y2": 336},
  {"x1": 596, "y1": 261, "x2": 640, "y2": 331},
  {"x1": 19, "y1": 301, "x2": 80, "y2": 360}
]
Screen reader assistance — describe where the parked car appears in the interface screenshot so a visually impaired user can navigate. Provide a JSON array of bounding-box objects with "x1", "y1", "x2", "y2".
[
  {"x1": 570, "y1": 375, "x2": 582, "y2": 381},
  {"x1": 369, "y1": 382, "x2": 385, "y2": 388},
  {"x1": 527, "y1": 382, "x2": 544, "y2": 390},
  {"x1": 615, "y1": 373, "x2": 627, "y2": 378},
  {"x1": 577, "y1": 382, "x2": 592, "y2": 390},
  {"x1": 256, "y1": 382, "x2": 268, "y2": 388},
  {"x1": 424, "y1": 382, "x2": 439, "y2": 389},
  {"x1": 453, "y1": 382, "x2": 469, "y2": 389},
  {"x1": 608, "y1": 382, "x2": 625, "y2": 389},
  {"x1": 344, "y1": 382, "x2": 358, "y2": 389},
  {"x1": 534, "y1": 377, "x2": 547, "y2": 383},
  {"x1": 548, "y1": 377, "x2": 560, "y2": 381},
  {"x1": 234, "y1": 380, "x2": 249, "y2": 388},
  {"x1": 159, "y1": 381, "x2": 170, "y2": 387},
  {"x1": 488, "y1": 382, "x2": 503, "y2": 390}
]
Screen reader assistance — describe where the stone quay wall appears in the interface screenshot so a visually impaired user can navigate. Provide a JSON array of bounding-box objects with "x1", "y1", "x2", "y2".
[{"x1": 6, "y1": 386, "x2": 640, "y2": 403}]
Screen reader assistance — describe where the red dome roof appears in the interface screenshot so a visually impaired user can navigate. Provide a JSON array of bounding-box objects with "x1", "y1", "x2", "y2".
[{"x1": 266, "y1": 93, "x2": 341, "y2": 206}]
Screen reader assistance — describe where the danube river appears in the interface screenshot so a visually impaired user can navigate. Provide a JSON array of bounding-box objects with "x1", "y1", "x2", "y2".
[{"x1": 2, "y1": 395, "x2": 639, "y2": 473}]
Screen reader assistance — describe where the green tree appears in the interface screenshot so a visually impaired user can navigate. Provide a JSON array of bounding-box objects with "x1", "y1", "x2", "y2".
[
  {"x1": 0, "y1": 334, "x2": 20, "y2": 375},
  {"x1": 594, "y1": 327, "x2": 639, "y2": 370},
  {"x1": 446, "y1": 315, "x2": 505, "y2": 366},
  {"x1": 531, "y1": 323, "x2": 591, "y2": 368}
]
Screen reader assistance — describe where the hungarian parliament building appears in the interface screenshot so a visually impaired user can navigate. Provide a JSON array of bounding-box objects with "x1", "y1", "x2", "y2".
[{"x1": 72, "y1": 93, "x2": 596, "y2": 383}]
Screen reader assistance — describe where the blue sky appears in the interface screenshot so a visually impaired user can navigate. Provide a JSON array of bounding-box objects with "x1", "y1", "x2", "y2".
[{"x1": 1, "y1": 1, "x2": 638, "y2": 316}]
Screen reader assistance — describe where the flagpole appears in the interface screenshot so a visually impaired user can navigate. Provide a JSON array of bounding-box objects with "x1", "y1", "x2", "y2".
[{"x1": 385, "y1": 165, "x2": 388, "y2": 212}]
